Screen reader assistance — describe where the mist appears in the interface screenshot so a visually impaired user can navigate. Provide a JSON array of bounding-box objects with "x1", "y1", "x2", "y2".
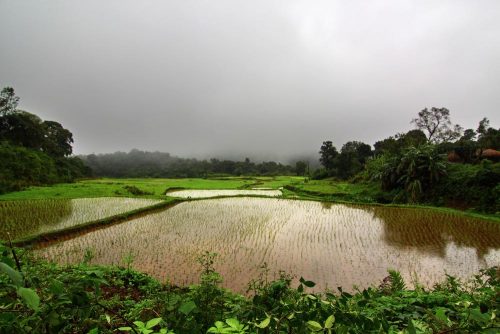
[{"x1": 1, "y1": 0, "x2": 499, "y2": 161}]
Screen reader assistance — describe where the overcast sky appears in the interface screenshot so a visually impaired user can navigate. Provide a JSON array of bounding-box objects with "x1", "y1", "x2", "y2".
[{"x1": 1, "y1": 0, "x2": 499, "y2": 161}]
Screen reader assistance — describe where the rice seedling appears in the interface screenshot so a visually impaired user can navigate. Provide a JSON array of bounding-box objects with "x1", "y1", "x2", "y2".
[
  {"x1": 34, "y1": 198, "x2": 500, "y2": 293},
  {"x1": 166, "y1": 189, "x2": 282, "y2": 198},
  {"x1": 0, "y1": 197, "x2": 162, "y2": 240}
]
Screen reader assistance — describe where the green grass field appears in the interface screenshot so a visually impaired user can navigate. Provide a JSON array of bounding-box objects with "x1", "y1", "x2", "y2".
[{"x1": 0, "y1": 176, "x2": 308, "y2": 200}]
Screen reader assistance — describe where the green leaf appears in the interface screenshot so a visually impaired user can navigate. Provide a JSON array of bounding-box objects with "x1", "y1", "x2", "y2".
[
  {"x1": 87, "y1": 328, "x2": 99, "y2": 334},
  {"x1": 49, "y1": 280, "x2": 64, "y2": 295},
  {"x1": 118, "y1": 327, "x2": 132, "y2": 331},
  {"x1": 304, "y1": 280, "x2": 316, "y2": 288},
  {"x1": 307, "y1": 320, "x2": 323, "y2": 332},
  {"x1": 208, "y1": 321, "x2": 227, "y2": 333},
  {"x1": 407, "y1": 320, "x2": 417, "y2": 334},
  {"x1": 179, "y1": 300, "x2": 197, "y2": 315},
  {"x1": 324, "y1": 315, "x2": 335, "y2": 329},
  {"x1": 133, "y1": 321, "x2": 146, "y2": 328},
  {"x1": 434, "y1": 308, "x2": 448, "y2": 323},
  {"x1": 0, "y1": 262, "x2": 23, "y2": 287},
  {"x1": 17, "y1": 287, "x2": 40, "y2": 311},
  {"x1": 299, "y1": 277, "x2": 316, "y2": 288},
  {"x1": 255, "y1": 317, "x2": 270, "y2": 328},
  {"x1": 85, "y1": 269, "x2": 104, "y2": 278},
  {"x1": 48, "y1": 311, "x2": 61, "y2": 327},
  {"x1": 469, "y1": 309, "x2": 490, "y2": 324},
  {"x1": 145, "y1": 317, "x2": 162, "y2": 329},
  {"x1": 225, "y1": 318, "x2": 240, "y2": 329}
]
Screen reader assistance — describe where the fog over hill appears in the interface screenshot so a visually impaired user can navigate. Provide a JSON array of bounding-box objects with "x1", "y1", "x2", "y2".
[{"x1": 1, "y1": 1, "x2": 499, "y2": 161}]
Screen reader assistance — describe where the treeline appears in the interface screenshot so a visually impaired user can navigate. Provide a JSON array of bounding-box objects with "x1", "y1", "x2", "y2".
[
  {"x1": 81, "y1": 150, "x2": 295, "y2": 178},
  {"x1": 317, "y1": 108, "x2": 500, "y2": 212},
  {"x1": 0, "y1": 87, "x2": 90, "y2": 194}
]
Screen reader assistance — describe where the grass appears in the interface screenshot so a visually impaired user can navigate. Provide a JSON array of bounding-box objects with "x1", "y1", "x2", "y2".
[
  {"x1": 0, "y1": 176, "x2": 370, "y2": 200},
  {"x1": 0, "y1": 177, "x2": 290, "y2": 200}
]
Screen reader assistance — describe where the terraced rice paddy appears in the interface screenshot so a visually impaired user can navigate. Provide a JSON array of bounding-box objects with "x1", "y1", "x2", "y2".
[
  {"x1": 0, "y1": 198, "x2": 162, "y2": 240},
  {"x1": 34, "y1": 198, "x2": 500, "y2": 293},
  {"x1": 166, "y1": 189, "x2": 282, "y2": 198}
]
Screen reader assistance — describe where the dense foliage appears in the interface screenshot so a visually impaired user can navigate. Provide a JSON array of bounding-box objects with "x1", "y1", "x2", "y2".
[
  {"x1": 317, "y1": 108, "x2": 500, "y2": 213},
  {"x1": 1, "y1": 244, "x2": 498, "y2": 334},
  {"x1": 433, "y1": 160, "x2": 500, "y2": 213},
  {"x1": 81, "y1": 151, "x2": 295, "y2": 178},
  {"x1": 0, "y1": 87, "x2": 90, "y2": 194}
]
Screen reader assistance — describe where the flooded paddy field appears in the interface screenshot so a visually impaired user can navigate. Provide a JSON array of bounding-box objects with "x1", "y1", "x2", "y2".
[
  {"x1": 34, "y1": 198, "x2": 500, "y2": 293},
  {"x1": 0, "y1": 198, "x2": 162, "y2": 240},
  {"x1": 166, "y1": 189, "x2": 282, "y2": 198}
]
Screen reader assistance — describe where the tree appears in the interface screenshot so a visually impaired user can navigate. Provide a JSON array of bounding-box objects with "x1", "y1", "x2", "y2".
[
  {"x1": 336, "y1": 141, "x2": 373, "y2": 179},
  {"x1": 42, "y1": 121, "x2": 74, "y2": 157},
  {"x1": 380, "y1": 145, "x2": 447, "y2": 203},
  {"x1": 477, "y1": 118, "x2": 490, "y2": 136},
  {"x1": 295, "y1": 161, "x2": 307, "y2": 176},
  {"x1": 452, "y1": 130, "x2": 478, "y2": 163},
  {"x1": 460, "y1": 129, "x2": 476, "y2": 141},
  {"x1": 476, "y1": 118, "x2": 500, "y2": 151},
  {"x1": 0, "y1": 110, "x2": 45, "y2": 149},
  {"x1": 0, "y1": 87, "x2": 19, "y2": 116},
  {"x1": 411, "y1": 107, "x2": 462, "y2": 143},
  {"x1": 319, "y1": 141, "x2": 338, "y2": 171},
  {"x1": 374, "y1": 136, "x2": 399, "y2": 155},
  {"x1": 399, "y1": 129, "x2": 427, "y2": 148},
  {"x1": 374, "y1": 130, "x2": 427, "y2": 156}
]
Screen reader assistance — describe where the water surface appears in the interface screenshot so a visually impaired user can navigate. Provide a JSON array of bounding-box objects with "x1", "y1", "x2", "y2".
[
  {"x1": 34, "y1": 198, "x2": 500, "y2": 292},
  {"x1": 167, "y1": 189, "x2": 282, "y2": 198}
]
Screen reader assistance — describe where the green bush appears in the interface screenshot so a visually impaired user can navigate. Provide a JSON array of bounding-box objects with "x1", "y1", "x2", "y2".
[
  {"x1": 1, "y1": 243, "x2": 498, "y2": 334},
  {"x1": 434, "y1": 160, "x2": 500, "y2": 213},
  {"x1": 0, "y1": 142, "x2": 90, "y2": 194}
]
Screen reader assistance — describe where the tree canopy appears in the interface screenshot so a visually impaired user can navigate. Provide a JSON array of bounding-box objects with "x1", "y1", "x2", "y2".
[
  {"x1": 411, "y1": 107, "x2": 462, "y2": 143},
  {"x1": 0, "y1": 86, "x2": 89, "y2": 193}
]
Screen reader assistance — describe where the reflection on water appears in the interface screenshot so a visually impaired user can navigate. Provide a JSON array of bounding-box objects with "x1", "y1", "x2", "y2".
[
  {"x1": 371, "y1": 206, "x2": 500, "y2": 261},
  {"x1": 34, "y1": 198, "x2": 500, "y2": 293},
  {"x1": 0, "y1": 198, "x2": 162, "y2": 240}
]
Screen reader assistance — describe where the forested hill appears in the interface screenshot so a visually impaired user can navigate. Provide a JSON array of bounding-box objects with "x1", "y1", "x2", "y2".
[
  {"x1": 0, "y1": 87, "x2": 90, "y2": 194},
  {"x1": 80, "y1": 150, "x2": 296, "y2": 178}
]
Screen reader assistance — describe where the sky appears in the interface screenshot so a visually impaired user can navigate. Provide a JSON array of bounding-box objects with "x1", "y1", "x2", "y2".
[{"x1": 0, "y1": 0, "x2": 499, "y2": 162}]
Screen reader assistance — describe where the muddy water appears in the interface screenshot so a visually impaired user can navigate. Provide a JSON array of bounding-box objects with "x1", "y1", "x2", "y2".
[
  {"x1": 166, "y1": 189, "x2": 282, "y2": 198},
  {"x1": 0, "y1": 198, "x2": 162, "y2": 240},
  {"x1": 34, "y1": 198, "x2": 500, "y2": 293}
]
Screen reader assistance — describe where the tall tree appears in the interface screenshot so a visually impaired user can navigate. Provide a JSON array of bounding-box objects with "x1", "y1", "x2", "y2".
[
  {"x1": 319, "y1": 141, "x2": 338, "y2": 171},
  {"x1": 42, "y1": 121, "x2": 74, "y2": 157},
  {"x1": 476, "y1": 118, "x2": 500, "y2": 150},
  {"x1": 411, "y1": 107, "x2": 462, "y2": 143},
  {"x1": 336, "y1": 141, "x2": 373, "y2": 179},
  {"x1": 0, "y1": 87, "x2": 19, "y2": 116},
  {"x1": 295, "y1": 160, "x2": 307, "y2": 176},
  {"x1": 0, "y1": 111, "x2": 45, "y2": 149}
]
